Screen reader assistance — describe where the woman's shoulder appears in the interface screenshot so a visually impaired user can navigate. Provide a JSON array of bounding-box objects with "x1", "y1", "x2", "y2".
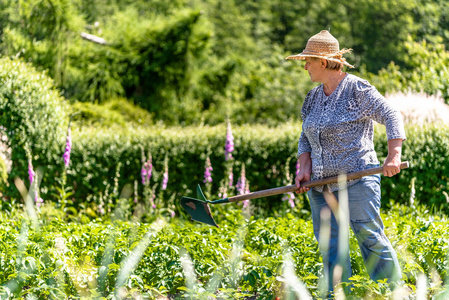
[
  {"x1": 345, "y1": 73, "x2": 371, "y2": 86},
  {"x1": 345, "y1": 74, "x2": 375, "y2": 93},
  {"x1": 306, "y1": 84, "x2": 323, "y2": 99},
  {"x1": 302, "y1": 85, "x2": 322, "y2": 115}
]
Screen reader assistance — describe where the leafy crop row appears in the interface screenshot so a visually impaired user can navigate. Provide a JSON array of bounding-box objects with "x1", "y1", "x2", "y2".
[{"x1": 0, "y1": 202, "x2": 448, "y2": 299}]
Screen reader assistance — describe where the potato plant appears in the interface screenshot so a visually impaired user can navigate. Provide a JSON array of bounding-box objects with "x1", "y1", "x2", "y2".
[{"x1": 0, "y1": 200, "x2": 448, "y2": 299}]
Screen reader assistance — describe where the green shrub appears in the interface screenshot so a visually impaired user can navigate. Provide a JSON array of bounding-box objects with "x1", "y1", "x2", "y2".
[
  {"x1": 0, "y1": 57, "x2": 68, "y2": 196},
  {"x1": 357, "y1": 36, "x2": 449, "y2": 104},
  {"x1": 70, "y1": 97, "x2": 153, "y2": 128}
]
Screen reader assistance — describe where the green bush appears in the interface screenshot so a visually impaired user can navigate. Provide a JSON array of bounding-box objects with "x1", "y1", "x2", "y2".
[
  {"x1": 357, "y1": 36, "x2": 449, "y2": 103},
  {"x1": 55, "y1": 122, "x2": 449, "y2": 213},
  {"x1": 0, "y1": 57, "x2": 68, "y2": 196},
  {"x1": 70, "y1": 97, "x2": 153, "y2": 128}
]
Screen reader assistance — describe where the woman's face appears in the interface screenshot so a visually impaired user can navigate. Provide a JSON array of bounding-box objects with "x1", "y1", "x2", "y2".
[{"x1": 304, "y1": 57, "x2": 323, "y2": 82}]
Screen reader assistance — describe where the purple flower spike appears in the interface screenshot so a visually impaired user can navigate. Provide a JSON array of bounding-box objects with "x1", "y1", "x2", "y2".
[
  {"x1": 282, "y1": 192, "x2": 296, "y2": 208},
  {"x1": 242, "y1": 182, "x2": 250, "y2": 208},
  {"x1": 203, "y1": 157, "x2": 213, "y2": 183},
  {"x1": 236, "y1": 165, "x2": 247, "y2": 195},
  {"x1": 35, "y1": 191, "x2": 43, "y2": 207},
  {"x1": 162, "y1": 170, "x2": 168, "y2": 190},
  {"x1": 141, "y1": 162, "x2": 148, "y2": 184},
  {"x1": 150, "y1": 193, "x2": 156, "y2": 209},
  {"x1": 141, "y1": 156, "x2": 153, "y2": 185},
  {"x1": 28, "y1": 162, "x2": 35, "y2": 184},
  {"x1": 225, "y1": 122, "x2": 234, "y2": 161},
  {"x1": 228, "y1": 168, "x2": 233, "y2": 187},
  {"x1": 63, "y1": 127, "x2": 72, "y2": 167},
  {"x1": 146, "y1": 156, "x2": 153, "y2": 182}
]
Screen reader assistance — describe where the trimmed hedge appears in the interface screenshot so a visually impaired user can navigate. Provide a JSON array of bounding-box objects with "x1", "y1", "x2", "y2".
[
  {"x1": 55, "y1": 123, "x2": 449, "y2": 212},
  {"x1": 67, "y1": 123, "x2": 301, "y2": 207}
]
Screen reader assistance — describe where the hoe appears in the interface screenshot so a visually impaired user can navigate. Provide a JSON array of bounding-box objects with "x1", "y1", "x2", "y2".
[{"x1": 181, "y1": 161, "x2": 409, "y2": 227}]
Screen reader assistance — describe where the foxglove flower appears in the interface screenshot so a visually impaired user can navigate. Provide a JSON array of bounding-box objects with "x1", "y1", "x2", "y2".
[
  {"x1": 203, "y1": 157, "x2": 213, "y2": 183},
  {"x1": 28, "y1": 160, "x2": 35, "y2": 184},
  {"x1": 162, "y1": 169, "x2": 169, "y2": 190},
  {"x1": 134, "y1": 180, "x2": 138, "y2": 203},
  {"x1": 225, "y1": 121, "x2": 234, "y2": 161},
  {"x1": 150, "y1": 193, "x2": 156, "y2": 209},
  {"x1": 63, "y1": 127, "x2": 72, "y2": 167},
  {"x1": 141, "y1": 157, "x2": 153, "y2": 185},
  {"x1": 218, "y1": 186, "x2": 228, "y2": 199},
  {"x1": 146, "y1": 156, "x2": 153, "y2": 182},
  {"x1": 242, "y1": 182, "x2": 250, "y2": 208},
  {"x1": 282, "y1": 192, "x2": 296, "y2": 208},
  {"x1": 35, "y1": 191, "x2": 43, "y2": 207},
  {"x1": 236, "y1": 165, "x2": 247, "y2": 195},
  {"x1": 228, "y1": 167, "x2": 233, "y2": 187},
  {"x1": 141, "y1": 162, "x2": 148, "y2": 184}
]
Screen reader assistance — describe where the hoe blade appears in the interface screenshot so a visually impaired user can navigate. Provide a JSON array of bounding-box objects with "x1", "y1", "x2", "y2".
[{"x1": 180, "y1": 196, "x2": 218, "y2": 227}]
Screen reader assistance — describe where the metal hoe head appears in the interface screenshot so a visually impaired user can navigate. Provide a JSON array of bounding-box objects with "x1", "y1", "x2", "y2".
[{"x1": 180, "y1": 185, "x2": 222, "y2": 227}]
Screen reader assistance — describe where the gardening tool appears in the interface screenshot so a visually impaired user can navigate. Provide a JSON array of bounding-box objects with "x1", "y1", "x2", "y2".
[{"x1": 181, "y1": 161, "x2": 409, "y2": 227}]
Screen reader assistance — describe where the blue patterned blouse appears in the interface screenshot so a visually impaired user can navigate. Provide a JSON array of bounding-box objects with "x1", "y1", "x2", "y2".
[{"x1": 297, "y1": 74, "x2": 406, "y2": 192}]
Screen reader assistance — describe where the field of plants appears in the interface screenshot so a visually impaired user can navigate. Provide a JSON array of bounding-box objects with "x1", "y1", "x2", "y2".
[
  {"x1": 1, "y1": 56, "x2": 449, "y2": 299},
  {"x1": 1, "y1": 178, "x2": 449, "y2": 299},
  {"x1": 1, "y1": 112, "x2": 449, "y2": 299}
]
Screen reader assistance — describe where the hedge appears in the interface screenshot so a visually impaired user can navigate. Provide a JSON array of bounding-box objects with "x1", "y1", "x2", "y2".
[{"x1": 42, "y1": 122, "x2": 449, "y2": 213}]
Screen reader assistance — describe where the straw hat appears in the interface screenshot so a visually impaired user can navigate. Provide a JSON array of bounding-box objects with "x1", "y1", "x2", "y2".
[{"x1": 286, "y1": 30, "x2": 354, "y2": 68}]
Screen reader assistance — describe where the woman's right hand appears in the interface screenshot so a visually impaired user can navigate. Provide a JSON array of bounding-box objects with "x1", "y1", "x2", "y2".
[{"x1": 295, "y1": 153, "x2": 312, "y2": 194}]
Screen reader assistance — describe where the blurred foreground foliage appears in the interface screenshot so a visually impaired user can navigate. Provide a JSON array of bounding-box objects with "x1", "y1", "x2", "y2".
[
  {"x1": 1, "y1": 0, "x2": 449, "y2": 126},
  {"x1": 0, "y1": 201, "x2": 448, "y2": 299}
]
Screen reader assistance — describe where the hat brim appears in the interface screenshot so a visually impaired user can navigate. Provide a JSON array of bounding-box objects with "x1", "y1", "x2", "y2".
[{"x1": 285, "y1": 53, "x2": 354, "y2": 68}]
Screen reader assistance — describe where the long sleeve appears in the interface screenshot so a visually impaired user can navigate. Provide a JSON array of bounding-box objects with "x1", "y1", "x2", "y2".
[
  {"x1": 356, "y1": 81, "x2": 406, "y2": 141},
  {"x1": 297, "y1": 129, "x2": 312, "y2": 158}
]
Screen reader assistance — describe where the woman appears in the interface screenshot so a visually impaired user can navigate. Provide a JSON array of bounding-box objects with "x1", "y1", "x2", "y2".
[{"x1": 286, "y1": 30, "x2": 405, "y2": 293}]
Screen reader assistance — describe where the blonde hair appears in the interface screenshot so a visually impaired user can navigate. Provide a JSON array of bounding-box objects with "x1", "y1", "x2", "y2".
[
  {"x1": 325, "y1": 60, "x2": 343, "y2": 71},
  {"x1": 311, "y1": 57, "x2": 343, "y2": 71}
]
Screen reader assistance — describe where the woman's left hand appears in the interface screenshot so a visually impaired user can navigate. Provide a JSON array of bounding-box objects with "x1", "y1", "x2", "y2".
[
  {"x1": 383, "y1": 138, "x2": 403, "y2": 177},
  {"x1": 383, "y1": 156, "x2": 401, "y2": 177}
]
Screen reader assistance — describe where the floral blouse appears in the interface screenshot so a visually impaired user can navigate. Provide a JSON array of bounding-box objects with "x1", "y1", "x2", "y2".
[{"x1": 297, "y1": 74, "x2": 406, "y2": 192}]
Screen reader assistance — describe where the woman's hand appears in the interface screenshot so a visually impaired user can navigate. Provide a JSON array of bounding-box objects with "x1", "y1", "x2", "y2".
[
  {"x1": 295, "y1": 152, "x2": 312, "y2": 193},
  {"x1": 383, "y1": 138, "x2": 403, "y2": 177}
]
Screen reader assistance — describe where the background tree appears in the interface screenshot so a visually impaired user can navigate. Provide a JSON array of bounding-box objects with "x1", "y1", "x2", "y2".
[{"x1": 1, "y1": 0, "x2": 449, "y2": 125}]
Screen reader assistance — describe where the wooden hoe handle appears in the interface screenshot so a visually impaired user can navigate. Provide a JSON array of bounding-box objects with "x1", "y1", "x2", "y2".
[{"x1": 227, "y1": 161, "x2": 410, "y2": 203}]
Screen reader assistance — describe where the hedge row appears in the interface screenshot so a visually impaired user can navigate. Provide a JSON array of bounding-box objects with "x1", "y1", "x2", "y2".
[{"x1": 44, "y1": 122, "x2": 448, "y2": 212}]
